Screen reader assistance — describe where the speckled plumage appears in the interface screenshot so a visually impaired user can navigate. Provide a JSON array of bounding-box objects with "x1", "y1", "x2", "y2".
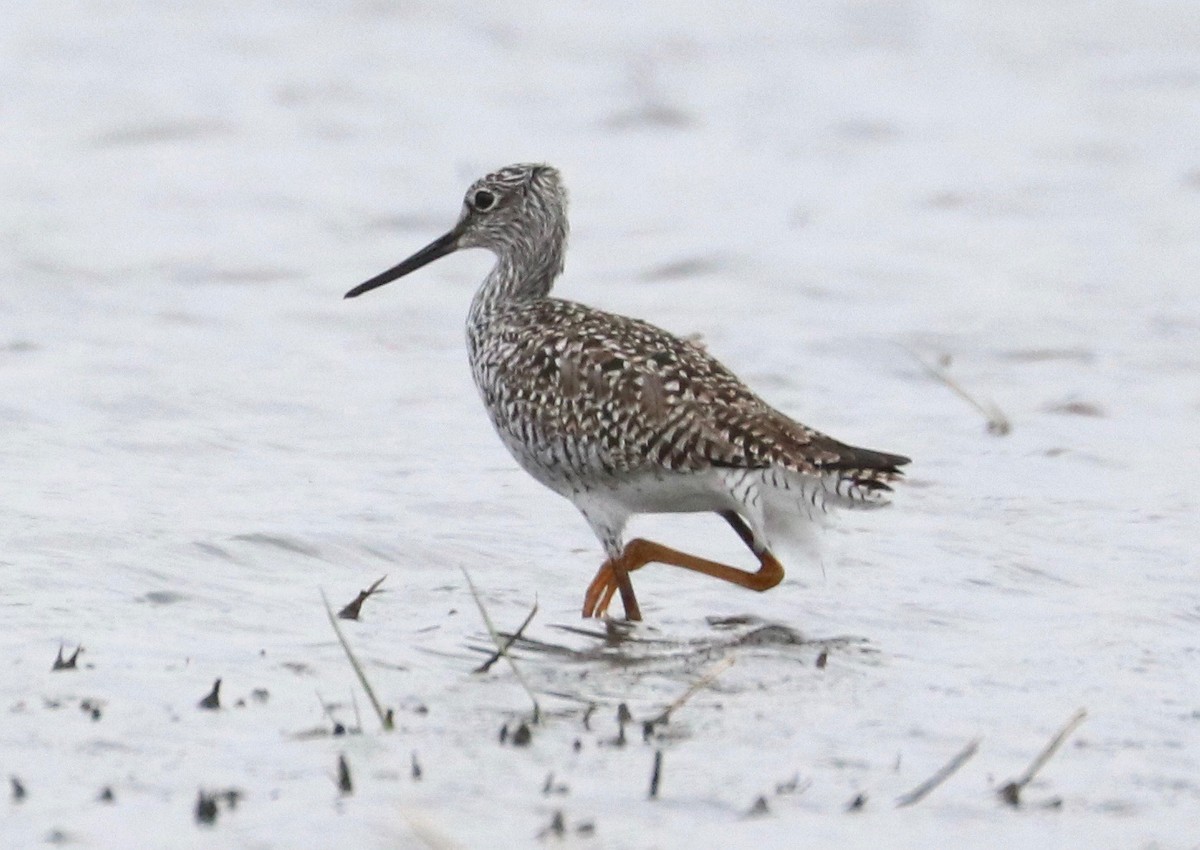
[{"x1": 347, "y1": 163, "x2": 909, "y2": 620}]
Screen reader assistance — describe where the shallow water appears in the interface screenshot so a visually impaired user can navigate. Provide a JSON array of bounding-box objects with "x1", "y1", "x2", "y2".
[{"x1": 3, "y1": 2, "x2": 1199, "y2": 847}]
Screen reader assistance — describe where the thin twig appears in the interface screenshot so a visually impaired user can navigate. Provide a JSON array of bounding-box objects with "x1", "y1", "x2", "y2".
[
  {"x1": 895, "y1": 738, "x2": 981, "y2": 807},
  {"x1": 320, "y1": 589, "x2": 393, "y2": 731},
  {"x1": 901, "y1": 345, "x2": 1011, "y2": 435},
  {"x1": 460, "y1": 568, "x2": 540, "y2": 722},
  {"x1": 646, "y1": 656, "x2": 734, "y2": 727},
  {"x1": 999, "y1": 708, "x2": 1087, "y2": 806},
  {"x1": 474, "y1": 598, "x2": 539, "y2": 673}
]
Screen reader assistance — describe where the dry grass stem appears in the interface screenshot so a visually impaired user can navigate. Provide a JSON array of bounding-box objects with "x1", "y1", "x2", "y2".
[
  {"x1": 903, "y1": 345, "x2": 1011, "y2": 435},
  {"x1": 999, "y1": 708, "x2": 1087, "y2": 806},
  {"x1": 647, "y1": 656, "x2": 735, "y2": 727},
  {"x1": 474, "y1": 598, "x2": 539, "y2": 673},
  {"x1": 320, "y1": 589, "x2": 394, "y2": 731},
  {"x1": 895, "y1": 738, "x2": 981, "y2": 807},
  {"x1": 460, "y1": 568, "x2": 541, "y2": 722}
]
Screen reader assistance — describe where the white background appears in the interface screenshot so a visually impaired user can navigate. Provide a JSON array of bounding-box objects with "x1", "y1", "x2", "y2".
[{"x1": 3, "y1": 2, "x2": 1198, "y2": 847}]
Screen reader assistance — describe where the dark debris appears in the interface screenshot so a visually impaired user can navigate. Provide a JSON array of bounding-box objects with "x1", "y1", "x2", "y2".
[
  {"x1": 338, "y1": 575, "x2": 387, "y2": 621},
  {"x1": 198, "y1": 679, "x2": 221, "y2": 710},
  {"x1": 52, "y1": 645, "x2": 83, "y2": 671}
]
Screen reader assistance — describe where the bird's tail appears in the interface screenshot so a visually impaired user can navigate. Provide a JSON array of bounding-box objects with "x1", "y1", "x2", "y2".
[
  {"x1": 822, "y1": 443, "x2": 910, "y2": 508},
  {"x1": 757, "y1": 444, "x2": 909, "y2": 551}
]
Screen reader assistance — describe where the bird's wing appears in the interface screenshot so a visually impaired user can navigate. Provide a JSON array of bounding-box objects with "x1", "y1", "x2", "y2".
[{"x1": 477, "y1": 299, "x2": 903, "y2": 480}]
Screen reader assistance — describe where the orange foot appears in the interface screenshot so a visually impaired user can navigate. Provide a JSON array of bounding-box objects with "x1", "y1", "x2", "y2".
[
  {"x1": 579, "y1": 537, "x2": 785, "y2": 621},
  {"x1": 582, "y1": 559, "x2": 641, "y2": 620}
]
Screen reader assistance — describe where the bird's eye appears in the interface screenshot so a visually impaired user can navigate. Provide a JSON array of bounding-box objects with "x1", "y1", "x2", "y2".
[{"x1": 473, "y1": 190, "x2": 495, "y2": 211}]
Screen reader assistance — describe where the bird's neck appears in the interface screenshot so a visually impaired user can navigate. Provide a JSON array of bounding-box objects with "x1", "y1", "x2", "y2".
[{"x1": 467, "y1": 240, "x2": 565, "y2": 326}]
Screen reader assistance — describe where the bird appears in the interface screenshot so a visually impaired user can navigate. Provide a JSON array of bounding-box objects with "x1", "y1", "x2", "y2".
[{"x1": 345, "y1": 163, "x2": 909, "y2": 621}]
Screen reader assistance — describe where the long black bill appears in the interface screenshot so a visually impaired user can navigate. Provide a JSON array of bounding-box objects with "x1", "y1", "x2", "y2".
[{"x1": 344, "y1": 228, "x2": 460, "y2": 299}]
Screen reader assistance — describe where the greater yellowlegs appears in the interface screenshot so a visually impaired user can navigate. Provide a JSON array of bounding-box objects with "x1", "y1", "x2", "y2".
[{"x1": 346, "y1": 164, "x2": 909, "y2": 621}]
